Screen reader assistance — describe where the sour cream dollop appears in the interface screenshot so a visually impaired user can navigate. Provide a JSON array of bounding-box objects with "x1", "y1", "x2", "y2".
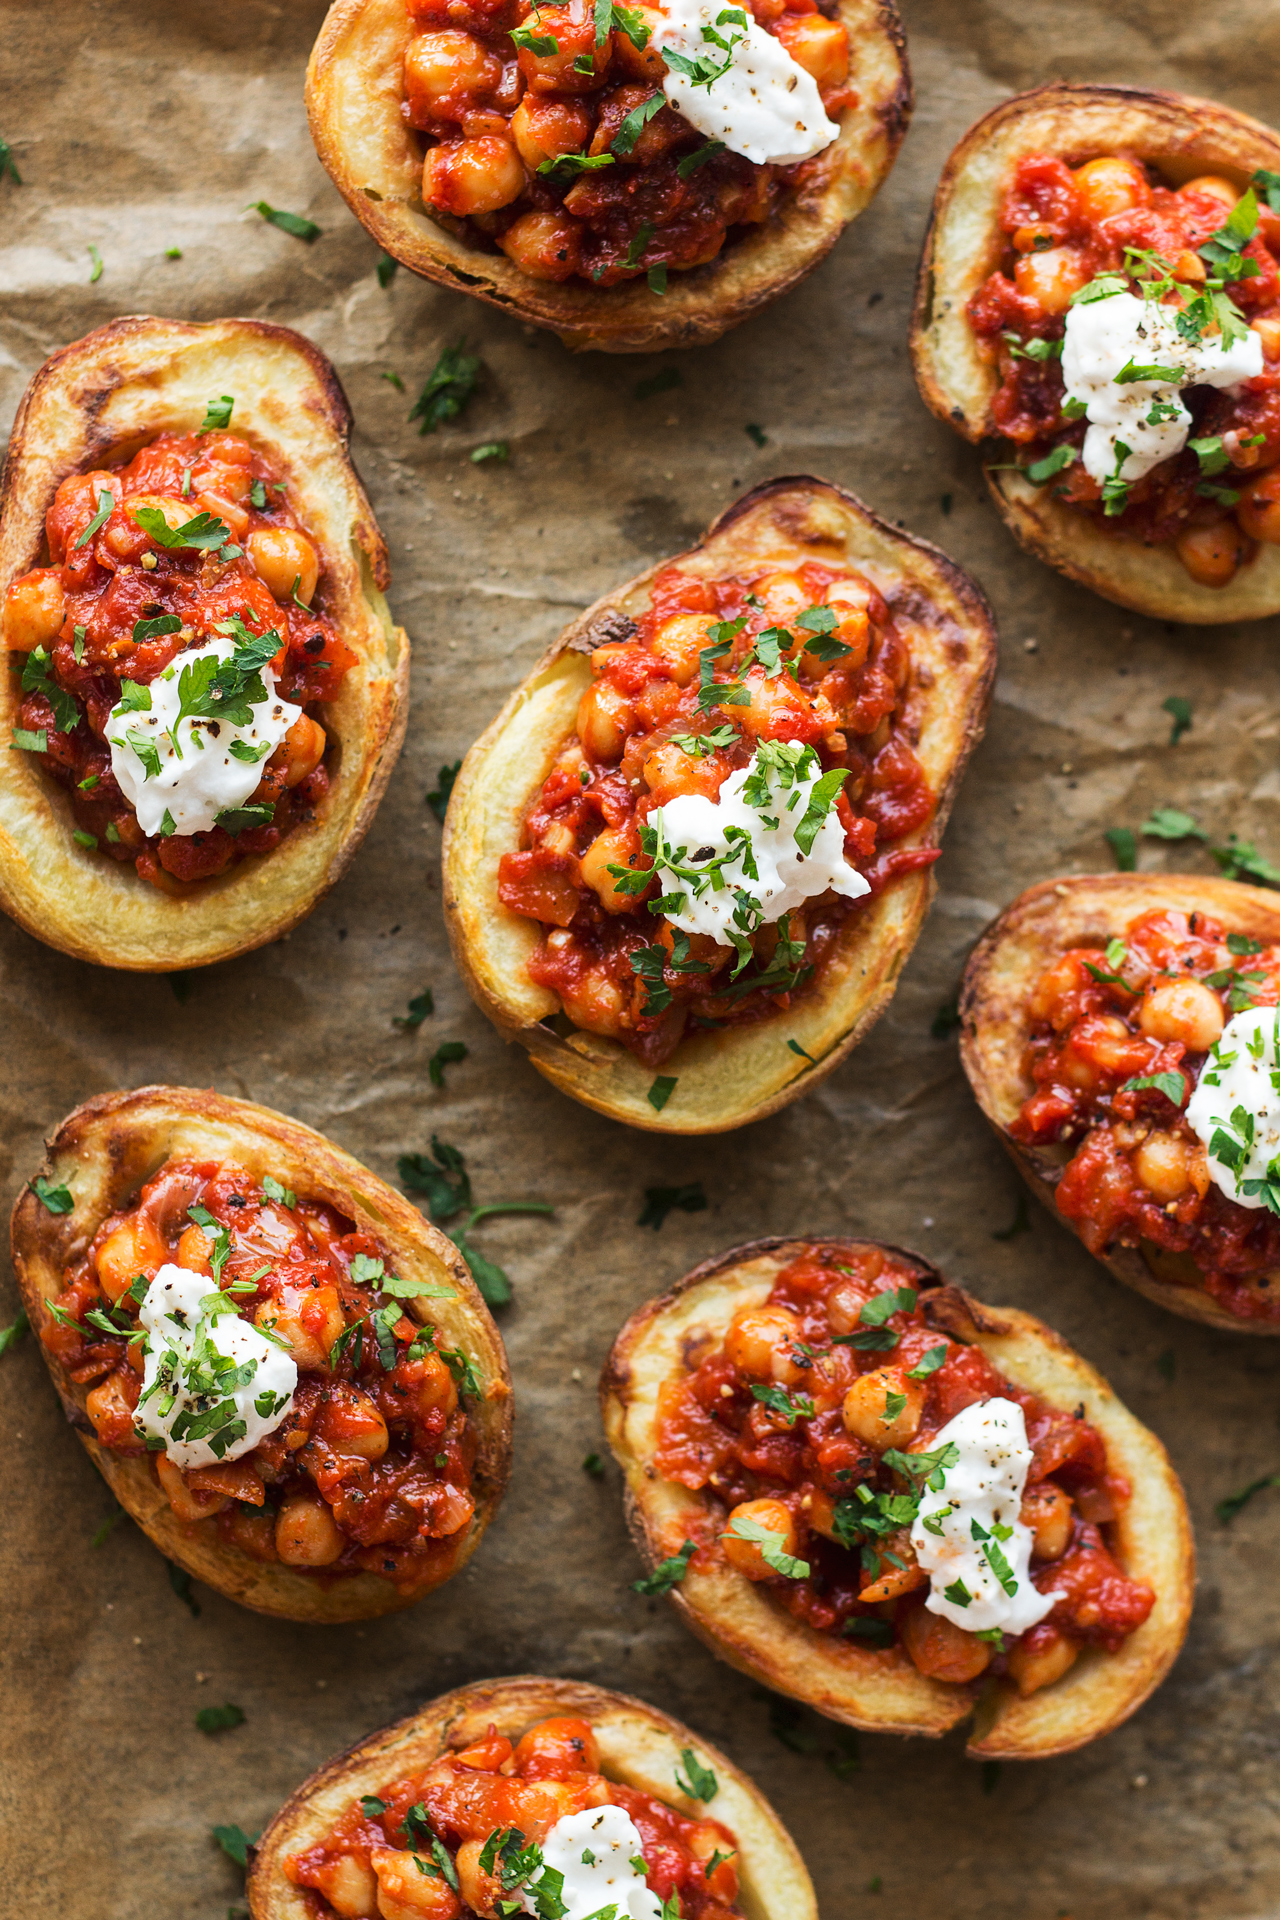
[
  {"x1": 133, "y1": 1265, "x2": 298, "y2": 1469},
  {"x1": 910, "y1": 1397, "x2": 1060, "y2": 1636},
  {"x1": 654, "y1": 0, "x2": 838, "y2": 167},
  {"x1": 1061, "y1": 289, "x2": 1262, "y2": 486},
  {"x1": 107, "y1": 634, "x2": 300, "y2": 837},
  {"x1": 1186, "y1": 1004, "x2": 1280, "y2": 1209},
  {"x1": 650, "y1": 742, "x2": 870, "y2": 944},
  {"x1": 518, "y1": 1805, "x2": 662, "y2": 1920}
]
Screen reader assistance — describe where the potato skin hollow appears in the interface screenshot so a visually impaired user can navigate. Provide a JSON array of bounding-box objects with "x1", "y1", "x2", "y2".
[
  {"x1": 600, "y1": 1235, "x2": 1193, "y2": 1757},
  {"x1": 246, "y1": 1675, "x2": 818, "y2": 1920},
  {"x1": 304, "y1": 0, "x2": 912, "y2": 353},
  {"x1": 442, "y1": 476, "x2": 996, "y2": 1134},
  {"x1": 10, "y1": 1085, "x2": 513, "y2": 1623},
  {"x1": 0, "y1": 315, "x2": 409, "y2": 970},
  {"x1": 959, "y1": 870, "x2": 1280, "y2": 1334},
  {"x1": 910, "y1": 81, "x2": 1280, "y2": 622}
]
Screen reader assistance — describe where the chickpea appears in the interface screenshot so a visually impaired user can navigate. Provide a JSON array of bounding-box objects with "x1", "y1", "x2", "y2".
[
  {"x1": 1020, "y1": 1481, "x2": 1074, "y2": 1562},
  {"x1": 414, "y1": 1350, "x2": 460, "y2": 1418},
  {"x1": 156, "y1": 1454, "x2": 230, "y2": 1521},
  {"x1": 641, "y1": 739, "x2": 711, "y2": 806},
  {"x1": 576, "y1": 678, "x2": 633, "y2": 762},
  {"x1": 175, "y1": 1222, "x2": 213, "y2": 1273},
  {"x1": 611, "y1": 5, "x2": 666, "y2": 80},
  {"x1": 246, "y1": 525, "x2": 319, "y2": 604},
  {"x1": 1179, "y1": 172, "x2": 1240, "y2": 212},
  {"x1": 510, "y1": 95, "x2": 592, "y2": 170},
  {"x1": 1006, "y1": 1628, "x2": 1079, "y2": 1698},
  {"x1": 649, "y1": 611, "x2": 711, "y2": 685},
  {"x1": 859, "y1": 1532, "x2": 926, "y2": 1603},
  {"x1": 512, "y1": 1715, "x2": 599, "y2": 1774},
  {"x1": 1028, "y1": 950, "x2": 1088, "y2": 1027},
  {"x1": 499, "y1": 209, "x2": 583, "y2": 282},
  {"x1": 95, "y1": 1214, "x2": 168, "y2": 1301},
  {"x1": 1072, "y1": 154, "x2": 1151, "y2": 220},
  {"x1": 1138, "y1": 977, "x2": 1224, "y2": 1051},
  {"x1": 722, "y1": 1497, "x2": 802, "y2": 1580},
  {"x1": 313, "y1": 1853, "x2": 380, "y2": 1919},
  {"x1": 559, "y1": 965, "x2": 627, "y2": 1038},
  {"x1": 405, "y1": 29, "x2": 501, "y2": 113},
  {"x1": 194, "y1": 490, "x2": 250, "y2": 540},
  {"x1": 455, "y1": 1839, "x2": 502, "y2": 1917},
  {"x1": 579, "y1": 825, "x2": 642, "y2": 912},
  {"x1": 772, "y1": 12, "x2": 849, "y2": 88},
  {"x1": 724, "y1": 1304, "x2": 806, "y2": 1385},
  {"x1": 371, "y1": 1844, "x2": 463, "y2": 1919},
  {"x1": 3, "y1": 567, "x2": 65, "y2": 651},
  {"x1": 1253, "y1": 316, "x2": 1280, "y2": 362},
  {"x1": 275, "y1": 1491, "x2": 346, "y2": 1566},
  {"x1": 1062, "y1": 1013, "x2": 1140, "y2": 1082},
  {"x1": 257, "y1": 1281, "x2": 346, "y2": 1370},
  {"x1": 899, "y1": 1605, "x2": 992, "y2": 1683},
  {"x1": 1176, "y1": 517, "x2": 1251, "y2": 586},
  {"x1": 841, "y1": 1367, "x2": 926, "y2": 1449},
  {"x1": 1013, "y1": 246, "x2": 1090, "y2": 314},
  {"x1": 125, "y1": 493, "x2": 191, "y2": 538},
  {"x1": 424, "y1": 135, "x2": 526, "y2": 216},
  {"x1": 516, "y1": 8, "x2": 607, "y2": 93},
  {"x1": 1237, "y1": 468, "x2": 1280, "y2": 545},
  {"x1": 274, "y1": 713, "x2": 327, "y2": 788},
  {"x1": 317, "y1": 1382, "x2": 391, "y2": 1461},
  {"x1": 1135, "y1": 1130, "x2": 1194, "y2": 1202}
]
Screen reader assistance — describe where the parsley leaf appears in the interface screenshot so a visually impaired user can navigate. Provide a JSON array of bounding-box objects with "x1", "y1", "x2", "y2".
[
  {"x1": 0, "y1": 1310, "x2": 29, "y2": 1357},
  {"x1": 248, "y1": 201, "x2": 321, "y2": 241},
  {"x1": 428, "y1": 1040, "x2": 468, "y2": 1088},
  {"x1": 132, "y1": 506, "x2": 230, "y2": 551},
  {"x1": 198, "y1": 395, "x2": 235, "y2": 433},
  {"x1": 400, "y1": 1137, "x2": 472, "y2": 1220},
  {"x1": 612, "y1": 90, "x2": 665, "y2": 156},
  {"x1": 638, "y1": 1181, "x2": 707, "y2": 1230},
  {"x1": 723, "y1": 1513, "x2": 809, "y2": 1578},
  {"x1": 212, "y1": 1824, "x2": 255, "y2": 1868},
  {"x1": 1162, "y1": 694, "x2": 1193, "y2": 745},
  {"x1": 196, "y1": 1703, "x2": 245, "y2": 1735},
  {"x1": 1217, "y1": 1471, "x2": 1280, "y2": 1523},
  {"x1": 21, "y1": 646, "x2": 80, "y2": 735},
  {"x1": 31, "y1": 1174, "x2": 73, "y2": 1214},
  {"x1": 648, "y1": 1075, "x2": 678, "y2": 1111},
  {"x1": 73, "y1": 487, "x2": 115, "y2": 550},
  {"x1": 674, "y1": 1749, "x2": 718, "y2": 1802},
  {"x1": 677, "y1": 139, "x2": 725, "y2": 179},
  {"x1": 409, "y1": 346, "x2": 481, "y2": 434},
  {"x1": 1125, "y1": 1069, "x2": 1188, "y2": 1107},
  {"x1": 395, "y1": 989, "x2": 435, "y2": 1029},
  {"x1": 427, "y1": 760, "x2": 461, "y2": 820},
  {"x1": 633, "y1": 1538, "x2": 696, "y2": 1593}
]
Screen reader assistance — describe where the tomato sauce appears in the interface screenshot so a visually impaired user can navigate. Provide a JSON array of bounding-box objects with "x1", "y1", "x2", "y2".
[
  {"x1": 1013, "y1": 906, "x2": 1280, "y2": 1323},
  {"x1": 653, "y1": 1246, "x2": 1152, "y2": 1691},
  {"x1": 400, "y1": 0, "x2": 856, "y2": 286},
  {"x1": 3, "y1": 430, "x2": 355, "y2": 889},
  {"x1": 42, "y1": 1158, "x2": 478, "y2": 1591},
  {"x1": 497, "y1": 559, "x2": 937, "y2": 1066},
  {"x1": 967, "y1": 152, "x2": 1280, "y2": 583},
  {"x1": 287, "y1": 1713, "x2": 742, "y2": 1919}
]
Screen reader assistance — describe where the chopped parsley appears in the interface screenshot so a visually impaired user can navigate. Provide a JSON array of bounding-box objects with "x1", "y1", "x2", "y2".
[
  {"x1": 723, "y1": 1512, "x2": 810, "y2": 1578},
  {"x1": 428, "y1": 1040, "x2": 468, "y2": 1088},
  {"x1": 409, "y1": 346, "x2": 481, "y2": 434},
  {"x1": 633, "y1": 1538, "x2": 696, "y2": 1594},
  {"x1": 132, "y1": 505, "x2": 231, "y2": 551},
  {"x1": 247, "y1": 201, "x2": 321, "y2": 241},
  {"x1": 637, "y1": 1181, "x2": 707, "y2": 1230},
  {"x1": 394, "y1": 989, "x2": 436, "y2": 1029},
  {"x1": 674, "y1": 1750, "x2": 718, "y2": 1802},
  {"x1": 427, "y1": 760, "x2": 461, "y2": 820},
  {"x1": 196, "y1": 1703, "x2": 245, "y2": 1735},
  {"x1": 197, "y1": 394, "x2": 235, "y2": 433},
  {"x1": 31, "y1": 1174, "x2": 73, "y2": 1214}
]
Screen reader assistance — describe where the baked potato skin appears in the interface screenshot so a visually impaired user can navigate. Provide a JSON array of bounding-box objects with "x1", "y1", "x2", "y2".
[
  {"x1": 305, "y1": 0, "x2": 911, "y2": 354},
  {"x1": 601, "y1": 1236, "x2": 1193, "y2": 1758},
  {"x1": 442, "y1": 476, "x2": 997, "y2": 1135},
  {"x1": 0, "y1": 315, "x2": 410, "y2": 970},
  {"x1": 960, "y1": 872, "x2": 1280, "y2": 1335},
  {"x1": 10, "y1": 1086, "x2": 513, "y2": 1623},
  {"x1": 910, "y1": 82, "x2": 1280, "y2": 623},
  {"x1": 247, "y1": 1674, "x2": 818, "y2": 1920}
]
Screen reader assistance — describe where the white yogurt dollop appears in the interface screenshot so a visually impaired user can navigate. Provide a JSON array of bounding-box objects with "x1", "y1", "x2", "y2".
[
  {"x1": 650, "y1": 742, "x2": 869, "y2": 944},
  {"x1": 518, "y1": 1805, "x2": 662, "y2": 1920},
  {"x1": 1061, "y1": 290, "x2": 1262, "y2": 486},
  {"x1": 910, "y1": 1397, "x2": 1059, "y2": 1636},
  {"x1": 654, "y1": 0, "x2": 838, "y2": 166},
  {"x1": 134, "y1": 1265, "x2": 297, "y2": 1469},
  {"x1": 1187, "y1": 1004, "x2": 1280, "y2": 1209},
  {"x1": 107, "y1": 634, "x2": 299, "y2": 837}
]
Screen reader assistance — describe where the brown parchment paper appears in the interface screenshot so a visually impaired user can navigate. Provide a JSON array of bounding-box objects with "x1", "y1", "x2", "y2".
[{"x1": 3, "y1": 3, "x2": 1280, "y2": 1917}]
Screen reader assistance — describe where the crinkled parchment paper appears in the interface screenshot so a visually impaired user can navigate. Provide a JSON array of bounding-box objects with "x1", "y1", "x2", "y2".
[{"x1": 3, "y1": 2, "x2": 1280, "y2": 1915}]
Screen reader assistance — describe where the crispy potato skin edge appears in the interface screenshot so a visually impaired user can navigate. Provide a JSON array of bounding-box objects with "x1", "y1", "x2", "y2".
[
  {"x1": 0, "y1": 314, "x2": 410, "y2": 969},
  {"x1": 600, "y1": 1234, "x2": 1194, "y2": 1756},
  {"x1": 246, "y1": 1674, "x2": 818, "y2": 1920},
  {"x1": 305, "y1": 0, "x2": 911, "y2": 352},
  {"x1": 960, "y1": 870, "x2": 1280, "y2": 1335},
  {"x1": 909, "y1": 81, "x2": 1280, "y2": 622},
  {"x1": 10, "y1": 1085, "x2": 513, "y2": 1622},
  {"x1": 440, "y1": 475, "x2": 998, "y2": 1134}
]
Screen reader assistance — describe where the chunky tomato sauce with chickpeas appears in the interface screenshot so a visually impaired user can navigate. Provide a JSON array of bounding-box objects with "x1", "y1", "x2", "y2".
[
  {"x1": 969, "y1": 153, "x2": 1280, "y2": 587},
  {"x1": 496, "y1": 562, "x2": 937, "y2": 1066},
  {"x1": 3, "y1": 431, "x2": 354, "y2": 888},
  {"x1": 43, "y1": 1159, "x2": 479, "y2": 1590},
  {"x1": 1013, "y1": 907, "x2": 1280, "y2": 1324},
  {"x1": 288, "y1": 1715, "x2": 742, "y2": 1920},
  {"x1": 402, "y1": 0, "x2": 854, "y2": 285},
  {"x1": 655, "y1": 1247, "x2": 1153, "y2": 1698}
]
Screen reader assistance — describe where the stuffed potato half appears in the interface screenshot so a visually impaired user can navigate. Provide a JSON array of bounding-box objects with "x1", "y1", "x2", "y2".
[
  {"x1": 11, "y1": 1086, "x2": 512, "y2": 1623},
  {"x1": 248, "y1": 1673, "x2": 817, "y2": 1920},
  {"x1": 911, "y1": 83, "x2": 1280, "y2": 622},
  {"x1": 601, "y1": 1237, "x2": 1192, "y2": 1757},
  {"x1": 0, "y1": 316, "x2": 409, "y2": 970},
  {"x1": 305, "y1": 0, "x2": 910, "y2": 353},
  {"x1": 442, "y1": 477, "x2": 996, "y2": 1135},
  {"x1": 961, "y1": 872, "x2": 1280, "y2": 1333}
]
